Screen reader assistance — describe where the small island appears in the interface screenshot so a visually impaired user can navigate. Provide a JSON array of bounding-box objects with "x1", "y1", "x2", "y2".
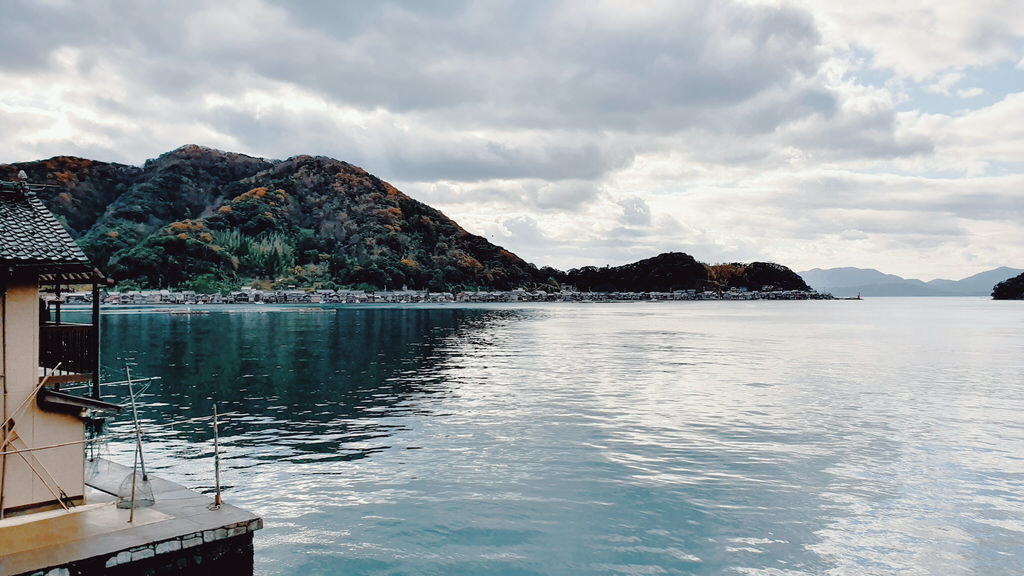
[{"x1": 992, "y1": 272, "x2": 1024, "y2": 300}]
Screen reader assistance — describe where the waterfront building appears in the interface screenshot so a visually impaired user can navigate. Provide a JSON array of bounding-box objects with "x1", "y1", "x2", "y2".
[
  {"x1": 0, "y1": 177, "x2": 261, "y2": 575},
  {"x1": 1, "y1": 176, "x2": 114, "y2": 516}
]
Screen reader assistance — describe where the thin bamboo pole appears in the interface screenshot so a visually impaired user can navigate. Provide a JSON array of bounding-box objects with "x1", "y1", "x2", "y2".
[
  {"x1": 0, "y1": 365, "x2": 64, "y2": 515},
  {"x1": 213, "y1": 403, "x2": 222, "y2": 507},
  {"x1": 126, "y1": 366, "x2": 143, "y2": 522},
  {"x1": 129, "y1": 426, "x2": 138, "y2": 523},
  {"x1": 0, "y1": 410, "x2": 243, "y2": 457},
  {"x1": 4, "y1": 432, "x2": 69, "y2": 511},
  {"x1": 2, "y1": 289, "x2": 7, "y2": 518},
  {"x1": 1, "y1": 373, "x2": 6, "y2": 519},
  {"x1": 8, "y1": 430, "x2": 73, "y2": 508},
  {"x1": 91, "y1": 279, "x2": 100, "y2": 399},
  {"x1": 0, "y1": 365, "x2": 60, "y2": 433},
  {"x1": 126, "y1": 367, "x2": 148, "y2": 481},
  {"x1": 2, "y1": 434, "x2": 134, "y2": 456}
]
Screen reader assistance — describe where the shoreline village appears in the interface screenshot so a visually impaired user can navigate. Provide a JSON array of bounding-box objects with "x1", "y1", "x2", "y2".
[{"x1": 50, "y1": 286, "x2": 834, "y2": 307}]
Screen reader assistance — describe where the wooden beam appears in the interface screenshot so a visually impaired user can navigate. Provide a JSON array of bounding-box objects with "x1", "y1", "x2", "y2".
[{"x1": 38, "y1": 373, "x2": 93, "y2": 385}]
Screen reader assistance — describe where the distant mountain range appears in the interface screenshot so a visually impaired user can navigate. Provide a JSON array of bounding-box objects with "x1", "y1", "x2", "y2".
[{"x1": 798, "y1": 267, "x2": 1024, "y2": 297}]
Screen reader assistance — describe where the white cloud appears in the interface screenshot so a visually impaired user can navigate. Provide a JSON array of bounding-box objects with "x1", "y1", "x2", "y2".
[
  {"x1": 618, "y1": 196, "x2": 652, "y2": 227},
  {"x1": 1, "y1": 0, "x2": 1023, "y2": 280},
  {"x1": 956, "y1": 87, "x2": 987, "y2": 99},
  {"x1": 898, "y1": 92, "x2": 1024, "y2": 177},
  {"x1": 800, "y1": 0, "x2": 1024, "y2": 81},
  {"x1": 925, "y1": 72, "x2": 965, "y2": 96}
]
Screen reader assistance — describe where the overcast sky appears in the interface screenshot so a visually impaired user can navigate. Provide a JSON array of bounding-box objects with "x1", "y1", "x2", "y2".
[{"x1": 3, "y1": 0, "x2": 1023, "y2": 280}]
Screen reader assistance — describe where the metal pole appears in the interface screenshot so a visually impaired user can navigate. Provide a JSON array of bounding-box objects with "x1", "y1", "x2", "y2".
[{"x1": 213, "y1": 404, "x2": 222, "y2": 507}]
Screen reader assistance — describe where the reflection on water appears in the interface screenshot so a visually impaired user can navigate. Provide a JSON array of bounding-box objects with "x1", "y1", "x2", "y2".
[
  {"x1": 96, "y1": 306, "x2": 521, "y2": 461},
  {"x1": 82, "y1": 300, "x2": 1024, "y2": 575}
]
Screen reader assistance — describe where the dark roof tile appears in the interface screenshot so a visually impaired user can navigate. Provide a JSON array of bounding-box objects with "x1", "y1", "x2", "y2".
[{"x1": 0, "y1": 187, "x2": 91, "y2": 267}]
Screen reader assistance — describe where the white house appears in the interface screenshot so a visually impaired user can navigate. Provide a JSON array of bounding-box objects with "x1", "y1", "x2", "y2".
[{"x1": 1, "y1": 178, "x2": 119, "y2": 516}]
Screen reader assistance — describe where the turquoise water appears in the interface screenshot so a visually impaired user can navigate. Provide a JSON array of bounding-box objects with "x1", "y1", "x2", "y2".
[{"x1": 85, "y1": 299, "x2": 1024, "y2": 575}]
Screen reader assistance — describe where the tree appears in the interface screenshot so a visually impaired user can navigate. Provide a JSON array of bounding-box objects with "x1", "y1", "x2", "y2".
[{"x1": 993, "y1": 272, "x2": 1024, "y2": 300}]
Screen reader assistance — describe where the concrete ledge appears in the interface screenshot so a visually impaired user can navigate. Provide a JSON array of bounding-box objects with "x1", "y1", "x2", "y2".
[
  {"x1": 1, "y1": 458, "x2": 261, "y2": 576},
  {"x1": 25, "y1": 533, "x2": 255, "y2": 576}
]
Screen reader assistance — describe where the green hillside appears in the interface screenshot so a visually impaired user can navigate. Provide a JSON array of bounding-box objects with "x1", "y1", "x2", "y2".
[
  {"x1": 2, "y1": 145, "x2": 814, "y2": 294},
  {"x1": 3, "y1": 146, "x2": 538, "y2": 292}
]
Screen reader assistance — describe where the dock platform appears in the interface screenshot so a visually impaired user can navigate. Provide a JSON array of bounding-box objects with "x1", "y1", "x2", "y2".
[{"x1": 0, "y1": 458, "x2": 261, "y2": 576}]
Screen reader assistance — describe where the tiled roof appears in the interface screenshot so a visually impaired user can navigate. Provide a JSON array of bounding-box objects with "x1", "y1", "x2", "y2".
[{"x1": 0, "y1": 186, "x2": 91, "y2": 267}]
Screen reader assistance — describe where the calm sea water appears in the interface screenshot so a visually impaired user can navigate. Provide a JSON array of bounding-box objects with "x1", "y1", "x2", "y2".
[{"x1": 79, "y1": 298, "x2": 1024, "y2": 575}]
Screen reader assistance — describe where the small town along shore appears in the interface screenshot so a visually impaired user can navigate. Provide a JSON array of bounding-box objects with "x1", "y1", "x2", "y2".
[{"x1": 52, "y1": 286, "x2": 833, "y2": 306}]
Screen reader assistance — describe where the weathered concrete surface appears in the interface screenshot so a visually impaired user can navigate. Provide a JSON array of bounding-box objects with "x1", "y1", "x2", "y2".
[{"x1": 0, "y1": 458, "x2": 261, "y2": 576}]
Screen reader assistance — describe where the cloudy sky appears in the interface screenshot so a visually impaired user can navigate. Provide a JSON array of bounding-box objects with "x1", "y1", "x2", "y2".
[{"x1": 3, "y1": 0, "x2": 1023, "y2": 280}]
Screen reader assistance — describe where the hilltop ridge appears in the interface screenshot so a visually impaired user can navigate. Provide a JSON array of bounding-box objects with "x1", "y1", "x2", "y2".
[{"x1": 3, "y1": 146, "x2": 809, "y2": 294}]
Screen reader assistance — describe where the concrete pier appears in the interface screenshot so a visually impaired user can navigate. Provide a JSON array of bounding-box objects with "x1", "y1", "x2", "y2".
[{"x1": 0, "y1": 459, "x2": 261, "y2": 576}]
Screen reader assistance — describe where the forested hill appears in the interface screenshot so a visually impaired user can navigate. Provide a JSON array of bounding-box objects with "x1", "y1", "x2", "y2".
[
  {"x1": 2, "y1": 145, "x2": 811, "y2": 294},
  {"x1": 561, "y1": 254, "x2": 810, "y2": 293},
  {"x1": 992, "y1": 272, "x2": 1024, "y2": 300},
  {"x1": 2, "y1": 145, "x2": 538, "y2": 291}
]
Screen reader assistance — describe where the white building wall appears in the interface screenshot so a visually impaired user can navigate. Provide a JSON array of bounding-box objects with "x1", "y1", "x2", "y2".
[{"x1": 2, "y1": 277, "x2": 85, "y2": 513}]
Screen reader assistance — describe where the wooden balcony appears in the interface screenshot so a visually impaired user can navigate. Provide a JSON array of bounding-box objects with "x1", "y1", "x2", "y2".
[{"x1": 39, "y1": 322, "x2": 97, "y2": 386}]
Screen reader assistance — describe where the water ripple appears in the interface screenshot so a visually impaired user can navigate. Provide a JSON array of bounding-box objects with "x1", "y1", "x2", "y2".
[{"x1": 81, "y1": 300, "x2": 1024, "y2": 575}]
